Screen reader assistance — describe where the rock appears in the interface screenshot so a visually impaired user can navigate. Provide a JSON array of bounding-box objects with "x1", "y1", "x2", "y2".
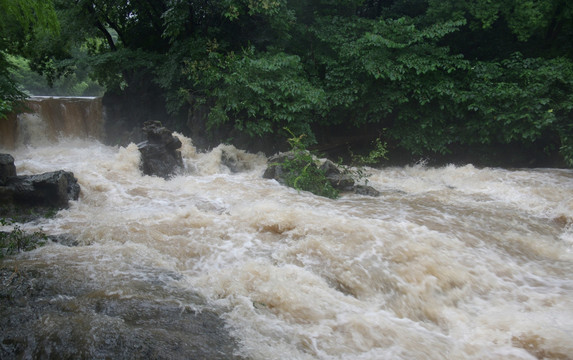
[
  {"x1": 0, "y1": 154, "x2": 80, "y2": 221},
  {"x1": 263, "y1": 154, "x2": 380, "y2": 196},
  {"x1": 263, "y1": 153, "x2": 296, "y2": 184},
  {"x1": 47, "y1": 233, "x2": 80, "y2": 247},
  {"x1": 0, "y1": 153, "x2": 17, "y2": 183},
  {"x1": 0, "y1": 264, "x2": 245, "y2": 360},
  {"x1": 353, "y1": 184, "x2": 381, "y2": 197},
  {"x1": 138, "y1": 121, "x2": 183, "y2": 178},
  {"x1": 4, "y1": 170, "x2": 80, "y2": 209},
  {"x1": 220, "y1": 147, "x2": 254, "y2": 173},
  {"x1": 320, "y1": 160, "x2": 355, "y2": 191}
]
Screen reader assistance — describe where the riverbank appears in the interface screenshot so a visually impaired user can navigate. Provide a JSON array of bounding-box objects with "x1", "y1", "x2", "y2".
[{"x1": 1, "y1": 255, "x2": 245, "y2": 359}]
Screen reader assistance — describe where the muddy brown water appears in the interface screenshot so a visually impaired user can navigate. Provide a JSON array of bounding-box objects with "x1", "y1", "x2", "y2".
[{"x1": 1, "y1": 105, "x2": 572, "y2": 359}]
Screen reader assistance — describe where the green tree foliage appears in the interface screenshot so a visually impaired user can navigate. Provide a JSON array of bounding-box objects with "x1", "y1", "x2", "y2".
[
  {"x1": 8, "y1": 55, "x2": 104, "y2": 96},
  {"x1": 0, "y1": 0, "x2": 59, "y2": 117},
  {"x1": 9, "y1": 0, "x2": 573, "y2": 166},
  {"x1": 190, "y1": 47, "x2": 325, "y2": 138}
]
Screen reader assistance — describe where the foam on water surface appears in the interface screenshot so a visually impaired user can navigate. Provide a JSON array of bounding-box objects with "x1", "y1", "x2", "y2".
[{"x1": 3, "y1": 137, "x2": 573, "y2": 359}]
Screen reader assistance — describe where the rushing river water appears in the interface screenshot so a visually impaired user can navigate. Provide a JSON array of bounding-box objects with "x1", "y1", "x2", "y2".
[{"x1": 1, "y1": 134, "x2": 573, "y2": 359}]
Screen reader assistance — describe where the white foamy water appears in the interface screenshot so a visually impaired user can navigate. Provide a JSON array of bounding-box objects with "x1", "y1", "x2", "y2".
[{"x1": 3, "y1": 137, "x2": 573, "y2": 360}]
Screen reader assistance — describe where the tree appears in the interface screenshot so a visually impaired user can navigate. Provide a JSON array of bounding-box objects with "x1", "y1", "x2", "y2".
[
  {"x1": 12, "y1": 0, "x2": 573, "y2": 166},
  {"x1": 0, "y1": 0, "x2": 59, "y2": 117}
]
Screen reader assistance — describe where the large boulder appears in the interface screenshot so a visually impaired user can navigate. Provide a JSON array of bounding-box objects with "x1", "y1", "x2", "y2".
[
  {"x1": 319, "y1": 160, "x2": 380, "y2": 196},
  {"x1": 3, "y1": 170, "x2": 80, "y2": 209},
  {"x1": 0, "y1": 154, "x2": 80, "y2": 221},
  {"x1": 263, "y1": 154, "x2": 380, "y2": 196},
  {"x1": 138, "y1": 121, "x2": 183, "y2": 179},
  {"x1": 263, "y1": 153, "x2": 296, "y2": 184}
]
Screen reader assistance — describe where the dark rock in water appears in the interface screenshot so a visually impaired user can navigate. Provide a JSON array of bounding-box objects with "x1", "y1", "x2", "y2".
[
  {"x1": 0, "y1": 154, "x2": 80, "y2": 220},
  {"x1": 4, "y1": 170, "x2": 80, "y2": 209},
  {"x1": 0, "y1": 154, "x2": 16, "y2": 182},
  {"x1": 353, "y1": 184, "x2": 381, "y2": 197},
  {"x1": 220, "y1": 148, "x2": 254, "y2": 173},
  {"x1": 0, "y1": 158, "x2": 80, "y2": 222},
  {"x1": 47, "y1": 233, "x2": 80, "y2": 247},
  {"x1": 263, "y1": 153, "x2": 296, "y2": 184},
  {"x1": 320, "y1": 160, "x2": 355, "y2": 191},
  {"x1": 138, "y1": 121, "x2": 183, "y2": 179}
]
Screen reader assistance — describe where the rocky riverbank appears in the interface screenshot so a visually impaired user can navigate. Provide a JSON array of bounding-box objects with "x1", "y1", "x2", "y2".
[{"x1": 0, "y1": 263, "x2": 245, "y2": 359}]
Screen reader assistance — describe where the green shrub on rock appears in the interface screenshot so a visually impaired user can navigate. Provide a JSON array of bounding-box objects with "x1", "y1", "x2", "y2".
[
  {"x1": 0, "y1": 218, "x2": 47, "y2": 258},
  {"x1": 264, "y1": 130, "x2": 339, "y2": 199}
]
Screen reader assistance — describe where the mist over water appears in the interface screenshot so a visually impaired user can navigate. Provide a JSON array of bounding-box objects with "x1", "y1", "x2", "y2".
[{"x1": 2, "y1": 132, "x2": 573, "y2": 359}]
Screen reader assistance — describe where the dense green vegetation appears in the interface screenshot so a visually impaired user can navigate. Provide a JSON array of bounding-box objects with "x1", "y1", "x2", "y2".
[
  {"x1": 0, "y1": 0, "x2": 59, "y2": 116},
  {"x1": 1, "y1": 0, "x2": 572, "y2": 166},
  {"x1": 8, "y1": 55, "x2": 104, "y2": 96}
]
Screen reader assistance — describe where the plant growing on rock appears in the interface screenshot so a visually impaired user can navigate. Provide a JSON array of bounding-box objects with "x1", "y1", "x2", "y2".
[
  {"x1": 264, "y1": 129, "x2": 386, "y2": 198},
  {"x1": 270, "y1": 129, "x2": 339, "y2": 199},
  {"x1": 0, "y1": 218, "x2": 47, "y2": 258}
]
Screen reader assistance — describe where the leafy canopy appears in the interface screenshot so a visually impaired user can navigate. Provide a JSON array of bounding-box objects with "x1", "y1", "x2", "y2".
[
  {"x1": 0, "y1": 0, "x2": 59, "y2": 117},
  {"x1": 6, "y1": 0, "x2": 573, "y2": 166}
]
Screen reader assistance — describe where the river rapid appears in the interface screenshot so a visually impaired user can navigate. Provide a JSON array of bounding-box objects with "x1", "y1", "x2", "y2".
[{"x1": 2, "y1": 136, "x2": 572, "y2": 359}]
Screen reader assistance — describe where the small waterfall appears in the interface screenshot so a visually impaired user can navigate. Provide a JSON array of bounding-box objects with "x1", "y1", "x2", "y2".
[
  {"x1": 0, "y1": 96, "x2": 104, "y2": 149},
  {"x1": 0, "y1": 112, "x2": 18, "y2": 149}
]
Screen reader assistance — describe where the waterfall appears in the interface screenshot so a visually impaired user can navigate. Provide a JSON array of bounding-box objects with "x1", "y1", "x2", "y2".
[{"x1": 0, "y1": 96, "x2": 104, "y2": 148}]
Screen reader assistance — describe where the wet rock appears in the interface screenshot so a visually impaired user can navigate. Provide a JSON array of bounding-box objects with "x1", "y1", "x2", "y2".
[
  {"x1": 3, "y1": 170, "x2": 80, "y2": 209},
  {"x1": 0, "y1": 154, "x2": 16, "y2": 182},
  {"x1": 138, "y1": 121, "x2": 183, "y2": 179},
  {"x1": 264, "y1": 155, "x2": 380, "y2": 196},
  {"x1": 0, "y1": 156, "x2": 80, "y2": 220},
  {"x1": 263, "y1": 153, "x2": 296, "y2": 184},
  {"x1": 47, "y1": 233, "x2": 80, "y2": 247},
  {"x1": 221, "y1": 147, "x2": 254, "y2": 173},
  {"x1": 353, "y1": 184, "x2": 381, "y2": 197},
  {"x1": 320, "y1": 160, "x2": 355, "y2": 191},
  {"x1": 0, "y1": 265, "x2": 245, "y2": 360}
]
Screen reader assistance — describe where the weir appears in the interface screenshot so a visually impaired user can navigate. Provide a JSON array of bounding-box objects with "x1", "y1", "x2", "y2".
[{"x1": 0, "y1": 96, "x2": 104, "y2": 148}]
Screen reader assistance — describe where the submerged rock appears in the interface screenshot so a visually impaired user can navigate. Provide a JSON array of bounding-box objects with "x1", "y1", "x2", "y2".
[
  {"x1": 138, "y1": 121, "x2": 183, "y2": 179},
  {"x1": 221, "y1": 148, "x2": 254, "y2": 173},
  {"x1": 353, "y1": 184, "x2": 381, "y2": 197}
]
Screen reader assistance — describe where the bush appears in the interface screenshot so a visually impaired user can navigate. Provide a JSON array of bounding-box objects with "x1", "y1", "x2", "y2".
[
  {"x1": 275, "y1": 129, "x2": 339, "y2": 199},
  {"x1": 0, "y1": 218, "x2": 47, "y2": 258}
]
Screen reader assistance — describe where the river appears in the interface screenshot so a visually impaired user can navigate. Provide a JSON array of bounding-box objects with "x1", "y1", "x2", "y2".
[{"x1": 1, "y1": 111, "x2": 573, "y2": 358}]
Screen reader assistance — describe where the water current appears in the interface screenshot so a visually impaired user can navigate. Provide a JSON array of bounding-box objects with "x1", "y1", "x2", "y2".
[{"x1": 2, "y1": 132, "x2": 573, "y2": 359}]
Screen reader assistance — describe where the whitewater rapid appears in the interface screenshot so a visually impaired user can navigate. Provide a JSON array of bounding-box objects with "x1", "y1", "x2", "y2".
[{"x1": 2, "y1": 136, "x2": 572, "y2": 359}]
